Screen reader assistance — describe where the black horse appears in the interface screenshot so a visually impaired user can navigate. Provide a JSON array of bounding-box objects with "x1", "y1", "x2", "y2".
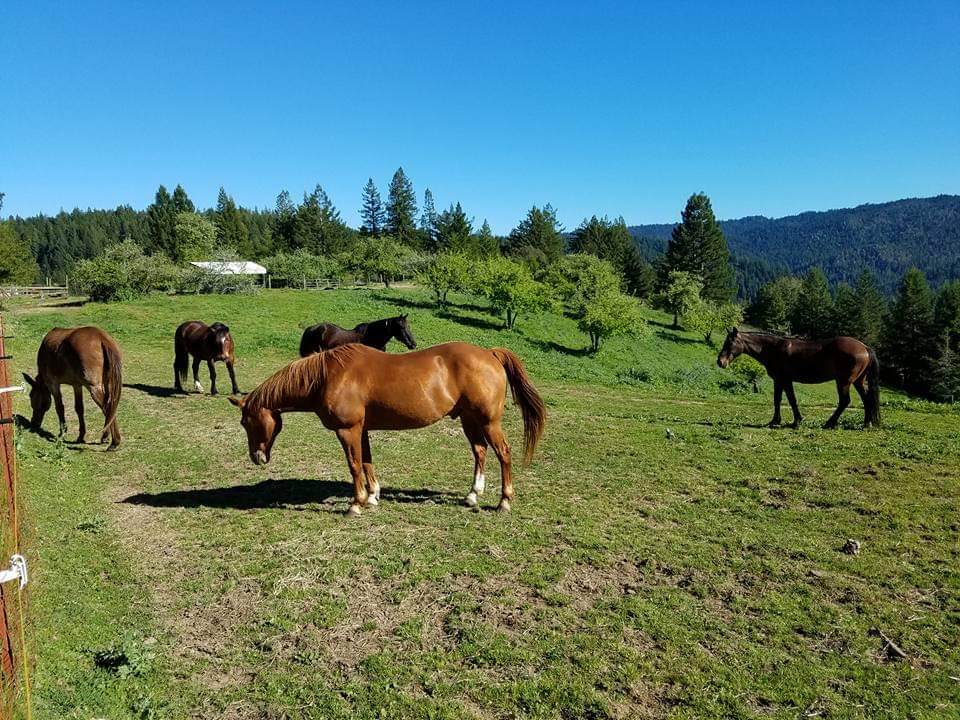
[
  {"x1": 717, "y1": 328, "x2": 881, "y2": 428},
  {"x1": 299, "y1": 315, "x2": 417, "y2": 357}
]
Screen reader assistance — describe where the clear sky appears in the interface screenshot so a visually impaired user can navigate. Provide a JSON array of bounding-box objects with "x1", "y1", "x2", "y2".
[{"x1": 2, "y1": 1, "x2": 958, "y2": 233}]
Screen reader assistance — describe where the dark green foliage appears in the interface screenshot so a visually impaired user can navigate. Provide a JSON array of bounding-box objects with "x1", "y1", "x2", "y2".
[
  {"x1": 419, "y1": 188, "x2": 438, "y2": 248},
  {"x1": 474, "y1": 219, "x2": 501, "y2": 256},
  {"x1": 360, "y1": 178, "x2": 385, "y2": 236},
  {"x1": 214, "y1": 187, "x2": 251, "y2": 257},
  {"x1": 434, "y1": 202, "x2": 473, "y2": 253},
  {"x1": 385, "y1": 167, "x2": 418, "y2": 246},
  {"x1": 294, "y1": 185, "x2": 351, "y2": 255},
  {"x1": 881, "y1": 268, "x2": 939, "y2": 395},
  {"x1": 790, "y1": 268, "x2": 833, "y2": 337},
  {"x1": 746, "y1": 276, "x2": 803, "y2": 333},
  {"x1": 570, "y1": 216, "x2": 654, "y2": 297},
  {"x1": 0, "y1": 221, "x2": 39, "y2": 283},
  {"x1": 70, "y1": 241, "x2": 179, "y2": 301},
  {"x1": 934, "y1": 280, "x2": 960, "y2": 351},
  {"x1": 272, "y1": 190, "x2": 297, "y2": 251},
  {"x1": 634, "y1": 195, "x2": 960, "y2": 293},
  {"x1": 507, "y1": 204, "x2": 565, "y2": 267},
  {"x1": 171, "y1": 184, "x2": 195, "y2": 214},
  {"x1": 661, "y1": 193, "x2": 734, "y2": 302},
  {"x1": 145, "y1": 185, "x2": 177, "y2": 259}
]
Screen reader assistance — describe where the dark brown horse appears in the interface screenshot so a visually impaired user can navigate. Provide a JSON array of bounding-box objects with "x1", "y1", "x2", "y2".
[
  {"x1": 23, "y1": 326, "x2": 123, "y2": 448},
  {"x1": 298, "y1": 314, "x2": 416, "y2": 357},
  {"x1": 717, "y1": 328, "x2": 881, "y2": 428},
  {"x1": 230, "y1": 342, "x2": 545, "y2": 516},
  {"x1": 174, "y1": 321, "x2": 240, "y2": 395}
]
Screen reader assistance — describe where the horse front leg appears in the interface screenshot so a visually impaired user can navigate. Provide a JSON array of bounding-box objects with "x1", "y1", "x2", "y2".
[
  {"x1": 462, "y1": 417, "x2": 488, "y2": 510},
  {"x1": 73, "y1": 385, "x2": 86, "y2": 443},
  {"x1": 207, "y1": 360, "x2": 218, "y2": 396},
  {"x1": 192, "y1": 357, "x2": 203, "y2": 393},
  {"x1": 785, "y1": 383, "x2": 803, "y2": 428},
  {"x1": 769, "y1": 381, "x2": 783, "y2": 427},
  {"x1": 824, "y1": 381, "x2": 851, "y2": 429},
  {"x1": 361, "y1": 430, "x2": 379, "y2": 507},
  {"x1": 336, "y1": 426, "x2": 368, "y2": 517},
  {"x1": 226, "y1": 359, "x2": 240, "y2": 395},
  {"x1": 52, "y1": 385, "x2": 67, "y2": 437}
]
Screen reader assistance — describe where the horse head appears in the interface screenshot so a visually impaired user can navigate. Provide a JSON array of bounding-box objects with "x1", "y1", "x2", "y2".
[
  {"x1": 717, "y1": 328, "x2": 743, "y2": 368},
  {"x1": 392, "y1": 314, "x2": 417, "y2": 350},
  {"x1": 22, "y1": 373, "x2": 51, "y2": 427},
  {"x1": 229, "y1": 395, "x2": 282, "y2": 465}
]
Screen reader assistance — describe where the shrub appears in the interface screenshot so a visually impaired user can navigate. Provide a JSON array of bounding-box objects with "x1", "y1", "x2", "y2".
[
  {"x1": 71, "y1": 241, "x2": 179, "y2": 301},
  {"x1": 418, "y1": 252, "x2": 472, "y2": 308},
  {"x1": 475, "y1": 255, "x2": 555, "y2": 329},
  {"x1": 681, "y1": 300, "x2": 744, "y2": 345},
  {"x1": 262, "y1": 249, "x2": 344, "y2": 283}
]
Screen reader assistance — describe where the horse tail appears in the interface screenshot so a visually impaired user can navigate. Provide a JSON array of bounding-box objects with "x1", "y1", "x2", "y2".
[
  {"x1": 491, "y1": 348, "x2": 546, "y2": 465},
  {"x1": 174, "y1": 325, "x2": 189, "y2": 386},
  {"x1": 101, "y1": 339, "x2": 123, "y2": 432},
  {"x1": 864, "y1": 348, "x2": 881, "y2": 427}
]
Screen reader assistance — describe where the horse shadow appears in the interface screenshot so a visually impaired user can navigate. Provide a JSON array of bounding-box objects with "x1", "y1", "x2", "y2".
[
  {"x1": 124, "y1": 383, "x2": 184, "y2": 398},
  {"x1": 14, "y1": 414, "x2": 56, "y2": 441},
  {"x1": 120, "y1": 478, "x2": 460, "y2": 510}
]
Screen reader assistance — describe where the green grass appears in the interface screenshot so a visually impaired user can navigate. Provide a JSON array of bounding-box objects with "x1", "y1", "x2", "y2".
[{"x1": 6, "y1": 288, "x2": 960, "y2": 719}]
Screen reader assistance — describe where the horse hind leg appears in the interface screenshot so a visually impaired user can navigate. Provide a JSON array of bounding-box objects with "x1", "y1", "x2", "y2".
[
  {"x1": 361, "y1": 430, "x2": 379, "y2": 507},
  {"x1": 89, "y1": 385, "x2": 111, "y2": 444},
  {"x1": 461, "y1": 417, "x2": 488, "y2": 511},
  {"x1": 853, "y1": 378, "x2": 871, "y2": 427},
  {"x1": 73, "y1": 386, "x2": 86, "y2": 443},
  {"x1": 824, "y1": 381, "x2": 851, "y2": 429},
  {"x1": 484, "y1": 421, "x2": 513, "y2": 512}
]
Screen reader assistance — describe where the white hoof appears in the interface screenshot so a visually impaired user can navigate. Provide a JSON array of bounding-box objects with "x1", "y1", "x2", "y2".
[
  {"x1": 465, "y1": 491, "x2": 478, "y2": 508},
  {"x1": 497, "y1": 499, "x2": 511, "y2": 513},
  {"x1": 194, "y1": 381, "x2": 203, "y2": 393},
  {"x1": 346, "y1": 504, "x2": 362, "y2": 517},
  {"x1": 366, "y1": 494, "x2": 379, "y2": 507}
]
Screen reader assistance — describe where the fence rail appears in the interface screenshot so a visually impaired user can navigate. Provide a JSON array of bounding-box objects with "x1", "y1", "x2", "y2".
[{"x1": 0, "y1": 285, "x2": 69, "y2": 299}]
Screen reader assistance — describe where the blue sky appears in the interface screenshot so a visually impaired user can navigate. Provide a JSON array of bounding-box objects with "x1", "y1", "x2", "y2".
[{"x1": 2, "y1": 1, "x2": 958, "y2": 233}]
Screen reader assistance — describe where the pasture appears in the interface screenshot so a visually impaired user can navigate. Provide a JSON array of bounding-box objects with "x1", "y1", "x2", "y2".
[{"x1": 7, "y1": 288, "x2": 960, "y2": 719}]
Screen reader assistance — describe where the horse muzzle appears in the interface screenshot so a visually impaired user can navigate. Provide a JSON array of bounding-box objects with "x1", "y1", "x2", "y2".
[
  {"x1": 251, "y1": 449, "x2": 268, "y2": 465},
  {"x1": 717, "y1": 356, "x2": 730, "y2": 369}
]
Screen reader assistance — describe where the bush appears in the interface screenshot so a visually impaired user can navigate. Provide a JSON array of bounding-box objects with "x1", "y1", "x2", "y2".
[
  {"x1": 261, "y1": 249, "x2": 344, "y2": 283},
  {"x1": 418, "y1": 252, "x2": 472, "y2": 308},
  {"x1": 175, "y1": 266, "x2": 260, "y2": 295},
  {"x1": 475, "y1": 255, "x2": 555, "y2": 329},
  {"x1": 681, "y1": 300, "x2": 744, "y2": 345},
  {"x1": 71, "y1": 242, "x2": 180, "y2": 301}
]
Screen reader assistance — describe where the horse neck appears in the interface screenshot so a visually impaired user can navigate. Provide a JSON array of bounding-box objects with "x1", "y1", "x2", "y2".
[
  {"x1": 363, "y1": 320, "x2": 392, "y2": 346},
  {"x1": 251, "y1": 358, "x2": 326, "y2": 413},
  {"x1": 740, "y1": 333, "x2": 781, "y2": 364}
]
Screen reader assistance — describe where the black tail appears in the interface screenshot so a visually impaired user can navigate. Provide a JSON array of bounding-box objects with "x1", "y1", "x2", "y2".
[
  {"x1": 864, "y1": 349, "x2": 881, "y2": 427},
  {"x1": 174, "y1": 326, "x2": 189, "y2": 387}
]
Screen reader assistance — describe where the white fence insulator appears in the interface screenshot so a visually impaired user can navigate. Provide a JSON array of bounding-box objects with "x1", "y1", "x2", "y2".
[
  {"x1": 0, "y1": 555, "x2": 27, "y2": 589},
  {"x1": 0, "y1": 386, "x2": 24, "y2": 395}
]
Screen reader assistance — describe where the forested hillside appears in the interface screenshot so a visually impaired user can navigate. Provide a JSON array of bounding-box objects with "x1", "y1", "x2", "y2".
[{"x1": 631, "y1": 195, "x2": 960, "y2": 294}]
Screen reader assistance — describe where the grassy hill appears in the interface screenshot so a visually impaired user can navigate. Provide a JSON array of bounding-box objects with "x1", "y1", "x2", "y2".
[{"x1": 7, "y1": 288, "x2": 960, "y2": 719}]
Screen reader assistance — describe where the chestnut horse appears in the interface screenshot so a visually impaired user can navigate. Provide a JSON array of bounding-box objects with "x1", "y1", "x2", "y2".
[
  {"x1": 230, "y1": 342, "x2": 545, "y2": 516},
  {"x1": 298, "y1": 314, "x2": 416, "y2": 356},
  {"x1": 23, "y1": 326, "x2": 123, "y2": 448},
  {"x1": 174, "y1": 321, "x2": 240, "y2": 395},
  {"x1": 717, "y1": 328, "x2": 881, "y2": 428}
]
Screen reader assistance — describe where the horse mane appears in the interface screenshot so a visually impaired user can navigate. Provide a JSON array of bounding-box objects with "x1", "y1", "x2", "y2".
[{"x1": 245, "y1": 344, "x2": 365, "y2": 411}]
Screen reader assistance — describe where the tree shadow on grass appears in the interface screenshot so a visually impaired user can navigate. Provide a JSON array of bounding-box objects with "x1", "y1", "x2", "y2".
[
  {"x1": 120, "y1": 478, "x2": 460, "y2": 510},
  {"x1": 438, "y1": 312, "x2": 503, "y2": 331},
  {"x1": 526, "y1": 337, "x2": 593, "y2": 357},
  {"x1": 655, "y1": 330, "x2": 701, "y2": 345},
  {"x1": 373, "y1": 294, "x2": 436, "y2": 311}
]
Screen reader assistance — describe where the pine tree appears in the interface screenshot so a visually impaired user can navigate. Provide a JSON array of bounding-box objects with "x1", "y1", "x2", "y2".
[
  {"x1": 295, "y1": 185, "x2": 350, "y2": 255},
  {"x1": 360, "y1": 178, "x2": 385, "y2": 237},
  {"x1": 419, "y1": 188, "x2": 438, "y2": 248},
  {"x1": 791, "y1": 267, "x2": 833, "y2": 337},
  {"x1": 435, "y1": 203, "x2": 473, "y2": 252},
  {"x1": 882, "y1": 268, "x2": 939, "y2": 395},
  {"x1": 386, "y1": 167, "x2": 418, "y2": 246},
  {"x1": 831, "y1": 282, "x2": 859, "y2": 337},
  {"x1": 0, "y1": 221, "x2": 39, "y2": 283},
  {"x1": 146, "y1": 185, "x2": 177, "y2": 258},
  {"x1": 934, "y1": 280, "x2": 960, "y2": 351},
  {"x1": 273, "y1": 190, "x2": 297, "y2": 252},
  {"x1": 474, "y1": 219, "x2": 500, "y2": 256},
  {"x1": 661, "y1": 193, "x2": 733, "y2": 302},
  {"x1": 214, "y1": 187, "x2": 251, "y2": 257},
  {"x1": 507, "y1": 205, "x2": 565, "y2": 267},
  {"x1": 852, "y1": 270, "x2": 886, "y2": 346},
  {"x1": 171, "y1": 184, "x2": 195, "y2": 213}
]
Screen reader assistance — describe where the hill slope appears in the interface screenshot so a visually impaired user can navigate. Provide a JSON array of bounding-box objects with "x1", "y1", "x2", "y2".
[{"x1": 630, "y1": 194, "x2": 960, "y2": 293}]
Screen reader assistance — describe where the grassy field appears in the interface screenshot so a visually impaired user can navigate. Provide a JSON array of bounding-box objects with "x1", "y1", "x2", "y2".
[{"x1": 5, "y1": 288, "x2": 959, "y2": 719}]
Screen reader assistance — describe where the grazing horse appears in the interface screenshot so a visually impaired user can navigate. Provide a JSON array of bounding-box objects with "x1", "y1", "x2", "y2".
[
  {"x1": 298, "y1": 314, "x2": 416, "y2": 357},
  {"x1": 174, "y1": 321, "x2": 240, "y2": 395},
  {"x1": 717, "y1": 328, "x2": 881, "y2": 428},
  {"x1": 230, "y1": 342, "x2": 545, "y2": 516},
  {"x1": 23, "y1": 326, "x2": 123, "y2": 448}
]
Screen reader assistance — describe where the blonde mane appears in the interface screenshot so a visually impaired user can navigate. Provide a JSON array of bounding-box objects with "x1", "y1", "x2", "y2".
[{"x1": 245, "y1": 344, "x2": 367, "y2": 411}]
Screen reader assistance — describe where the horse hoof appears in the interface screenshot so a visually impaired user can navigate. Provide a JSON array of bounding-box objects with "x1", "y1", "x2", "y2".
[
  {"x1": 194, "y1": 381, "x2": 203, "y2": 393},
  {"x1": 365, "y1": 495, "x2": 379, "y2": 508},
  {"x1": 465, "y1": 491, "x2": 478, "y2": 508},
  {"x1": 346, "y1": 505, "x2": 362, "y2": 517},
  {"x1": 75, "y1": 436, "x2": 85, "y2": 444},
  {"x1": 497, "y1": 499, "x2": 511, "y2": 513},
  {"x1": 106, "y1": 443, "x2": 120, "y2": 452}
]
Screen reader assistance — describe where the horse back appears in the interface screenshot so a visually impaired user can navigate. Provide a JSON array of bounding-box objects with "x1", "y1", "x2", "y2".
[
  {"x1": 39, "y1": 326, "x2": 119, "y2": 386},
  {"x1": 781, "y1": 336, "x2": 871, "y2": 383}
]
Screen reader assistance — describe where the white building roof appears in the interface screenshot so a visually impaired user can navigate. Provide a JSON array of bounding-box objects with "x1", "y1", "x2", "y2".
[{"x1": 189, "y1": 261, "x2": 267, "y2": 275}]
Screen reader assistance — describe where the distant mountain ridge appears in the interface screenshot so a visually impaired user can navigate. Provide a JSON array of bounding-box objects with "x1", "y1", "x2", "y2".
[{"x1": 629, "y1": 195, "x2": 960, "y2": 295}]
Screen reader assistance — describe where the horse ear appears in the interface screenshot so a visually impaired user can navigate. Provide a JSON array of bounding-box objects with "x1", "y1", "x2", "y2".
[
  {"x1": 228, "y1": 395, "x2": 244, "y2": 408},
  {"x1": 402, "y1": 313, "x2": 408, "y2": 320},
  {"x1": 22, "y1": 373, "x2": 35, "y2": 388}
]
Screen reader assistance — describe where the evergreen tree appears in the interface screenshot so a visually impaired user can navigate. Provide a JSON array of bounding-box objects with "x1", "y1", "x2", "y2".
[
  {"x1": 173, "y1": 212, "x2": 217, "y2": 262},
  {"x1": 570, "y1": 215, "x2": 653, "y2": 297},
  {"x1": 0, "y1": 221, "x2": 39, "y2": 283},
  {"x1": 419, "y1": 188, "x2": 438, "y2": 248},
  {"x1": 934, "y1": 280, "x2": 960, "y2": 351},
  {"x1": 831, "y1": 282, "x2": 859, "y2": 337},
  {"x1": 272, "y1": 190, "x2": 297, "y2": 252},
  {"x1": 747, "y1": 276, "x2": 802, "y2": 334},
  {"x1": 360, "y1": 178, "x2": 385, "y2": 236},
  {"x1": 385, "y1": 167, "x2": 418, "y2": 245},
  {"x1": 882, "y1": 268, "x2": 939, "y2": 395},
  {"x1": 294, "y1": 185, "x2": 350, "y2": 255},
  {"x1": 474, "y1": 220, "x2": 500, "y2": 256},
  {"x1": 435, "y1": 203, "x2": 473, "y2": 252},
  {"x1": 146, "y1": 185, "x2": 177, "y2": 258},
  {"x1": 507, "y1": 204, "x2": 565, "y2": 267},
  {"x1": 791, "y1": 267, "x2": 833, "y2": 337},
  {"x1": 931, "y1": 339, "x2": 960, "y2": 402},
  {"x1": 214, "y1": 187, "x2": 251, "y2": 257},
  {"x1": 171, "y1": 184, "x2": 195, "y2": 213},
  {"x1": 661, "y1": 193, "x2": 733, "y2": 302},
  {"x1": 852, "y1": 270, "x2": 886, "y2": 347}
]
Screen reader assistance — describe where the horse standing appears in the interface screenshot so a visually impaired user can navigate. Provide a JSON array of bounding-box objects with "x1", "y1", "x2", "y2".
[
  {"x1": 298, "y1": 314, "x2": 416, "y2": 356},
  {"x1": 717, "y1": 328, "x2": 881, "y2": 428},
  {"x1": 174, "y1": 321, "x2": 240, "y2": 395},
  {"x1": 230, "y1": 342, "x2": 545, "y2": 516},
  {"x1": 23, "y1": 326, "x2": 123, "y2": 448}
]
